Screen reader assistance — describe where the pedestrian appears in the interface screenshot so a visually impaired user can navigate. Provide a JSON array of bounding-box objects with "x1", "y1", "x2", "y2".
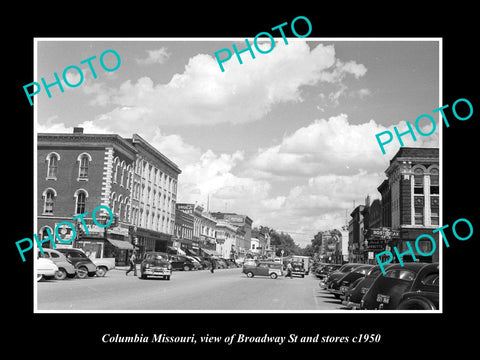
[
  {"x1": 126, "y1": 250, "x2": 137, "y2": 276},
  {"x1": 285, "y1": 261, "x2": 293, "y2": 279},
  {"x1": 210, "y1": 257, "x2": 216, "y2": 274}
]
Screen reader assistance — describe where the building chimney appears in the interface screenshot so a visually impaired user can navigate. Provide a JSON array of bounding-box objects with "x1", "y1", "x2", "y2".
[{"x1": 73, "y1": 127, "x2": 84, "y2": 134}]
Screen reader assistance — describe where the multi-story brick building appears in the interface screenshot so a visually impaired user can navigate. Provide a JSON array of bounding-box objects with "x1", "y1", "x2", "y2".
[
  {"x1": 381, "y1": 147, "x2": 440, "y2": 262},
  {"x1": 37, "y1": 128, "x2": 181, "y2": 265}
]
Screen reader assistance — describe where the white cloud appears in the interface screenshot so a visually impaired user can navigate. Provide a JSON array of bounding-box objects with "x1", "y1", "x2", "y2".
[
  {"x1": 135, "y1": 47, "x2": 171, "y2": 65},
  {"x1": 83, "y1": 41, "x2": 367, "y2": 134}
]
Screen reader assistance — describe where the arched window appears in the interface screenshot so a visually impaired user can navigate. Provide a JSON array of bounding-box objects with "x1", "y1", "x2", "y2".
[
  {"x1": 77, "y1": 153, "x2": 92, "y2": 180},
  {"x1": 42, "y1": 188, "x2": 57, "y2": 214},
  {"x1": 46, "y1": 152, "x2": 60, "y2": 179},
  {"x1": 75, "y1": 190, "x2": 88, "y2": 214}
]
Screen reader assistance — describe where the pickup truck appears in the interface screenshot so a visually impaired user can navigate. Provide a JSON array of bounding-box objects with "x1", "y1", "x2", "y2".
[{"x1": 92, "y1": 258, "x2": 116, "y2": 277}]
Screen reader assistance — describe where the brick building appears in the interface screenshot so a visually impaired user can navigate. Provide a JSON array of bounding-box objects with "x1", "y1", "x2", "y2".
[
  {"x1": 381, "y1": 147, "x2": 440, "y2": 262},
  {"x1": 37, "y1": 128, "x2": 181, "y2": 265}
]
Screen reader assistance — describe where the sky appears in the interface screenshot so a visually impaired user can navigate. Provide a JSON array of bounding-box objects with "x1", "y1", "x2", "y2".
[{"x1": 34, "y1": 38, "x2": 440, "y2": 247}]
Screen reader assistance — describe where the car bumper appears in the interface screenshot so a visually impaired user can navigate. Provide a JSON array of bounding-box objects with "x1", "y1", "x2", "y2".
[
  {"x1": 143, "y1": 268, "x2": 171, "y2": 276},
  {"x1": 342, "y1": 300, "x2": 361, "y2": 309},
  {"x1": 328, "y1": 288, "x2": 344, "y2": 295}
]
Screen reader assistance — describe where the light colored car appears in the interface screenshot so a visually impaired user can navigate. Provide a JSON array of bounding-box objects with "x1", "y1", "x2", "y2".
[
  {"x1": 36, "y1": 258, "x2": 59, "y2": 282},
  {"x1": 38, "y1": 249, "x2": 76, "y2": 280},
  {"x1": 243, "y1": 261, "x2": 284, "y2": 279},
  {"x1": 92, "y1": 258, "x2": 116, "y2": 277}
]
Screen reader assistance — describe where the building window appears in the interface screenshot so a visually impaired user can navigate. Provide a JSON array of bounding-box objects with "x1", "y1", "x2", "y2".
[
  {"x1": 77, "y1": 153, "x2": 92, "y2": 180},
  {"x1": 414, "y1": 168, "x2": 424, "y2": 194},
  {"x1": 430, "y1": 196, "x2": 439, "y2": 226},
  {"x1": 430, "y1": 170, "x2": 439, "y2": 195},
  {"x1": 46, "y1": 153, "x2": 59, "y2": 179},
  {"x1": 43, "y1": 189, "x2": 56, "y2": 214},
  {"x1": 414, "y1": 196, "x2": 424, "y2": 225},
  {"x1": 76, "y1": 191, "x2": 87, "y2": 214}
]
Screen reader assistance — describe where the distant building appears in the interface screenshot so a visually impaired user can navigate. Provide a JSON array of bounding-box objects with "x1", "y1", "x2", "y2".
[{"x1": 210, "y1": 212, "x2": 253, "y2": 257}]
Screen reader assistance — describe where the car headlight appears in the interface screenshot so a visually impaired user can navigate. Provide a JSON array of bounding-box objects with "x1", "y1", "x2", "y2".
[
  {"x1": 145, "y1": 264, "x2": 150, "y2": 269},
  {"x1": 168, "y1": 264, "x2": 172, "y2": 270}
]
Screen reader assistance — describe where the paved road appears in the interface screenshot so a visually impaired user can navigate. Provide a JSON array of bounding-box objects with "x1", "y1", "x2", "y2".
[{"x1": 36, "y1": 267, "x2": 348, "y2": 311}]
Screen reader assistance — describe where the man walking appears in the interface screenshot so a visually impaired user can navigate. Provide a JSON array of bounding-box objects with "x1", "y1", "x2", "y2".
[
  {"x1": 126, "y1": 250, "x2": 137, "y2": 276},
  {"x1": 210, "y1": 257, "x2": 216, "y2": 274}
]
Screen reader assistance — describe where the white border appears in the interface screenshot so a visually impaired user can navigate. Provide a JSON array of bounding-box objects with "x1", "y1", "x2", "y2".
[{"x1": 33, "y1": 37, "x2": 443, "y2": 314}]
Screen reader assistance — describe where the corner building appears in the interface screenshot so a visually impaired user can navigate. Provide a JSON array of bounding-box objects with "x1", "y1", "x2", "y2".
[
  {"x1": 382, "y1": 147, "x2": 440, "y2": 263},
  {"x1": 37, "y1": 128, "x2": 181, "y2": 265}
]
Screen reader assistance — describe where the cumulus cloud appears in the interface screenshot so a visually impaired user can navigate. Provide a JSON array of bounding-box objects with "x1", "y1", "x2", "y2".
[
  {"x1": 250, "y1": 114, "x2": 439, "y2": 178},
  {"x1": 81, "y1": 41, "x2": 367, "y2": 133},
  {"x1": 135, "y1": 48, "x2": 171, "y2": 65}
]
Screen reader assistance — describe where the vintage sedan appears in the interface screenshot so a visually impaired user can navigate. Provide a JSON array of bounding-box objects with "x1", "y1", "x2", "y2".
[
  {"x1": 57, "y1": 248, "x2": 97, "y2": 279},
  {"x1": 328, "y1": 264, "x2": 374, "y2": 299},
  {"x1": 320, "y1": 263, "x2": 363, "y2": 289},
  {"x1": 38, "y1": 249, "x2": 76, "y2": 280},
  {"x1": 342, "y1": 264, "x2": 394, "y2": 309},
  {"x1": 140, "y1": 252, "x2": 172, "y2": 280},
  {"x1": 396, "y1": 264, "x2": 439, "y2": 310},
  {"x1": 243, "y1": 261, "x2": 283, "y2": 279},
  {"x1": 315, "y1": 263, "x2": 342, "y2": 279},
  {"x1": 360, "y1": 262, "x2": 439, "y2": 310},
  {"x1": 36, "y1": 258, "x2": 59, "y2": 282}
]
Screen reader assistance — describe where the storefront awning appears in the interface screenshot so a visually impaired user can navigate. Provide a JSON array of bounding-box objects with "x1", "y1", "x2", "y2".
[{"x1": 106, "y1": 238, "x2": 134, "y2": 250}]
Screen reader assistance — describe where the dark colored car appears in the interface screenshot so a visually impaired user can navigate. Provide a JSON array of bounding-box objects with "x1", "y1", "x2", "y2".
[
  {"x1": 321, "y1": 263, "x2": 363, "y2": 289},
  {"x1": 315, "y1": 263, "x2": 342, "y2": 279},
  {"x1": 57, "y1": 248, "x2": 97, "y2": 279},
  {"x1": 342, "y1": 264, "x2": 393, "y2": 309},
  {"x1": 291, "y1": 262, "x2": 306, "y2": 277},
  {"x1": 360, "y1": 262, "x2": 439, "y2": 310},
  {"x1": 170, "y1": 255, "x2": 198, "y2": 271},
  {"x1": 215, "y1": 258, "x2": 228, "y2": 269},
  {"x1": 328, "y1": 264, "x2": 374, "y2": 299},
  {"x1": 140, "y1": 252, "x2": 172, "y2": 280},
  {"x1": 224, "y1": 259, "x2": 238, "y2": 268}
]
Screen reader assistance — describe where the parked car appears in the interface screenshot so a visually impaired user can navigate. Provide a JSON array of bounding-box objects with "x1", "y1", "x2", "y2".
[
  {"x1": 38, "y1": 249, "x2": 76, "y2": 280},
  {"x1": 224, "y1": 259, "x2": 238, "y2": 268},
  {"x1": 214, "y1": 258, "x2": 228, "y2": 269},
  {"x1": 321, "y1": 263, "x2": 363, "y2": 289},
  {"x1": 360, "y1": 262, "x2": 439, "y2": 310},
  {"x1": 315, "y1": 263, "x2": 342, "y2": 279},
  {"x1": 92, "y1": 258, "x2": 116, "y2": 277},
  {"x1": 36, "y1": 258, "x2": 59, "y2": 282},
  {"x1": 328, "y1": 264, "x2": 374, "y2": 299},
  {"x1": 396, "y1": 264, "x2": 439, "y2": 310},
  {"x1": 170, "y1": 255, "x2": 199, "y2": 271},
  {"x1": 186, "y1": 256, "x2": 203, "y2": 270},
  {"x1": 342, "y1": 264, "x2": 394, "y2": 309},
  {"x1": 140, "y1": 252, "x2": 172, "y2": 280},
  {"x1": 243, "y1": 261, "x2": 284, "y2": 279},
  {"x1": 57, "y1": 248, "x2": 97, "y2": 279}
]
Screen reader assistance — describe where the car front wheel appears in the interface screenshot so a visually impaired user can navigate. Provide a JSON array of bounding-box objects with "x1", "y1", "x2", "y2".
[
  {"x1": 270, "y1": 273, "x2": 278, "y2": 279},
  {"x1": 76, "y1": 266, "x2": 88, "y2": 279},
  {"x1": 183, "y1": 265, "x2": 191, "y2": 271},
  {"x1": 96, "y1": 266, "x2": 107, "y2": 277},
  {"x1": 247, "y1": 271, "x2": 254, "y2": 278},
  {"x1": 54, "y1": 268, "x2": 67, "y2": 280}
]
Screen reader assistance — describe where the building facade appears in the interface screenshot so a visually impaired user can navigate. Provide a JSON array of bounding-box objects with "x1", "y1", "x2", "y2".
[
  {"x1": 383, "y1": 147, "x2": 440, "y2": 262},
  {"x1": 37, "y1": 128, "x2": 181, "y2": 265}
]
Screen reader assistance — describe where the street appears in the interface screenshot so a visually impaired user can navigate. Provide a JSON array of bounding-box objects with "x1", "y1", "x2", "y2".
[{"x1": 36, "y1": 267, "x2": 348, "y2": 311}]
